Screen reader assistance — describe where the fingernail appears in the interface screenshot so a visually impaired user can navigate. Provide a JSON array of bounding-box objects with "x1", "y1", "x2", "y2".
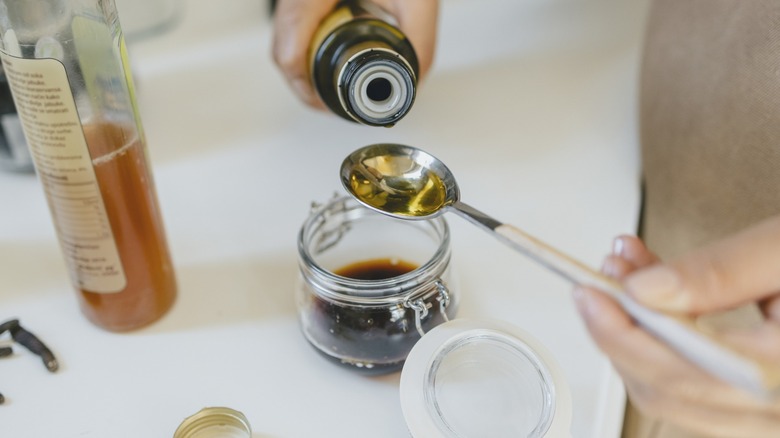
[
  {"x1": 573, "y1": 286, "x2": 585, "y2": 304},
  {"x1": 601, "y1": 256, "x2": 618, "y2": 279},
  {"x1": 612, "y1": 236, "x2": 625, "y2": 256},
  {"x1": 573, "y1": 286, "x2": 599, "y2": 318},
  {"x1": 291, "y1": 78, "x2": 313, "y2": 101},
  {"x1": 572, "y1": 286, "x2": 588, "y2": 314},
  {"x1": 625, "y1": 265, "x2": 688, "y2": 311}
]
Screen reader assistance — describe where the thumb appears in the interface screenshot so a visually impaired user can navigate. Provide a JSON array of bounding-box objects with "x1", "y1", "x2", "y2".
[{"x1": 624, "y1": 216, "x2": 780, "y2": 314}]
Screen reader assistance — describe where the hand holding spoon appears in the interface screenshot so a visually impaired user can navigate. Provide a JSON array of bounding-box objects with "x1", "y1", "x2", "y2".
[{"x1": 340, "y1": 143, "x2": 780, "y2": 397}]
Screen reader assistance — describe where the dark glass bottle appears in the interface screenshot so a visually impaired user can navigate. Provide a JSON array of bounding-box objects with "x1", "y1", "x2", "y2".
[{"x1": 309, "y1": 0, "x2": 419, "y2": 127}]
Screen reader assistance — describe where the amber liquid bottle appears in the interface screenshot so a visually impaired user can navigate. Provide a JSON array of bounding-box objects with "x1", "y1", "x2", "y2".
[
  {"x1": 0, "y1": 0, "x2": 176, "y2": 331},
  {"x1": 309, "y1": 0, "x2": 419, "y2": 127}
]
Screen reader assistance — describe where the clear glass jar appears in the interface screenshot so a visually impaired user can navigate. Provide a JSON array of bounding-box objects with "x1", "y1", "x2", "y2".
[{"x1": 296, "y1": 195, "x2": 459, "y2": 375}]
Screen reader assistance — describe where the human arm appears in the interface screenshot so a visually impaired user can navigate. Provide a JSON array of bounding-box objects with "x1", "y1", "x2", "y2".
[
  {"x1": 574, "y1": 217, "x2": 780, "y2": 436},
  {"x1": 271, "y1": 0, "x2": 439, "y2": 109}
]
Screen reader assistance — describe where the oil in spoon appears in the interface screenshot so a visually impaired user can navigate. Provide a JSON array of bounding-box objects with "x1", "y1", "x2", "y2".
[{"x1": 348, "y1": 154, "x2": 448, "y2": 217}]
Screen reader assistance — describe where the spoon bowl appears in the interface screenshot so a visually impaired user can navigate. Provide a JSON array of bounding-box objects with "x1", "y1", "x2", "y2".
[{"x1": 340, "y1": 144, "x2": 459, "y2": 219}]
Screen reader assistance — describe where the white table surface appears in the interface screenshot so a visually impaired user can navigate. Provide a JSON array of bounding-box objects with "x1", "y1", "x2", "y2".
[{"x1": 0, "y1": 0, "x2": 649, "y2": 436}]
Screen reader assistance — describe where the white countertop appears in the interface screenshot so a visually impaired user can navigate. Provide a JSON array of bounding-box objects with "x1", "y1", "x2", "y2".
[{"x1": 0, "y1": 0, "x2": 648, "y2": 436}]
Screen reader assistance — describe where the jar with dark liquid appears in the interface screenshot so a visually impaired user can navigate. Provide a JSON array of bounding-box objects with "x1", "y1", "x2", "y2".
[{"x1": 296, "y1": 196, "x2": 458, "y2": 374}]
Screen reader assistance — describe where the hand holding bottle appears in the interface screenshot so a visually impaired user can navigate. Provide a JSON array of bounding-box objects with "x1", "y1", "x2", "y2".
[{"x1": 272, "y1": 0, "x2": 439, "y2": 110}]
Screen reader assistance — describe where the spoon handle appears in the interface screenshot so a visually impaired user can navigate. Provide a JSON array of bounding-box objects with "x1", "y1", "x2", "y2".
[{"x1": 452, "y1": 203, "x2": 780, "y2": 398}]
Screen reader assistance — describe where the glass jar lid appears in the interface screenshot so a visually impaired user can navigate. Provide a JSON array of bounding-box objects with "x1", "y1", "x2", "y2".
[{"x1": 399, "y1": 319, "x2": 572, "y2": 438}]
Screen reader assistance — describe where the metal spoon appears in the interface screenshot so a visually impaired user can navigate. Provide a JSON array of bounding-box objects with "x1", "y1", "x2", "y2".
[{"x1": 341, "y1": 143, "x2": 780, "y2": 397}]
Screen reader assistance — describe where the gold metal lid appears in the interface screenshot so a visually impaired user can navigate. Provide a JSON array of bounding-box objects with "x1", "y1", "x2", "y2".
[{"x1": 173, "y1": 407, "x2": 252, "y2": 438}]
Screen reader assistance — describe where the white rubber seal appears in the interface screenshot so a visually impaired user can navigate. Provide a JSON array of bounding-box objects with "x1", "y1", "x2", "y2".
[{"x1": 351, "y1": 63, "x2": 407, "y2": 120}]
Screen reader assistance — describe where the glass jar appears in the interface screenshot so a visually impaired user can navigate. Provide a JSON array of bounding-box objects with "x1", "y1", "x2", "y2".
[{"x1": 296, "y1": 195, "x2": 459, "y2": 375}]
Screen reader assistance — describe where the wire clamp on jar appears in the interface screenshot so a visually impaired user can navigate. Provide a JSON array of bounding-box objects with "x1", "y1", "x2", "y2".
[
  {"x1": 435, "y1": 280, "x2": 451, "y2": 324},
  {"x1": 309, "y1": 194, "x2": 352, "y2": 254},
  {"x1": 406, "y1": 280, "x2": 451, "y2": 337}
]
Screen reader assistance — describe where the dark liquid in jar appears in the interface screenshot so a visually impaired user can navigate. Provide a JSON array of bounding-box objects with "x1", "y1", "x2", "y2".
[
  {"x1": 334, "y1": 258, "x2": 418, "y2": 280},
  {"x1": 306, "y1": 258, "x2": 454, "y2": 375}
]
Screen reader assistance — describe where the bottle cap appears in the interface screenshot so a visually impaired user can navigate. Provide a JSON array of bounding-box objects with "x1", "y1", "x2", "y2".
[{"x1": 173, "y1": 407, "x2": 251, "y2": 438}]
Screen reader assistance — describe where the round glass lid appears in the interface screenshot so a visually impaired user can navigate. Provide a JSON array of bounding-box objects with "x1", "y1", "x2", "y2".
[{"x1": 400, "y1": 319, "x2": 572, "y2": 438}]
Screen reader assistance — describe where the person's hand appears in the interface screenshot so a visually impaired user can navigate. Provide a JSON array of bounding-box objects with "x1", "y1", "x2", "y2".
[
  {"x1": 573, "y1": 216, "x2": 780, "y2": 437},
  {"x1": 272, "y1": 0, "x2": 439, "y2": 109}
]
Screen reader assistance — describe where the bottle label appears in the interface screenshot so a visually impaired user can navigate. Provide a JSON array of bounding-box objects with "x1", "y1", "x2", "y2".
[{"x1": 0, "y1": 51, "x2": 127, "y2": 293}]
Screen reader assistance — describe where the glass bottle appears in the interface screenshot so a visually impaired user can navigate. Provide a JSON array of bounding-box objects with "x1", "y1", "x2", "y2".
[
  {"x1": 309, "y1": 0, "x2": 419, "y2": 127},
  {"x1": 0, "y1": 61, "x2": 32, "y2": 172},
  {"x1": 0, "y1": 0, "x2": 177, "y2": 331},
  {"x1": 296, "y1": 196, "x2": 458, "y2": 375}
]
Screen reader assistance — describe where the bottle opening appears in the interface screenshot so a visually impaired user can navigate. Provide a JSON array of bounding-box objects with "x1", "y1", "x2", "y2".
[
  {"x1": 341, "y1": 53, "x2": 416, "y2": 126},
  {"x1": 366, "y1": 77, "x2": 392, "y2": 103}
]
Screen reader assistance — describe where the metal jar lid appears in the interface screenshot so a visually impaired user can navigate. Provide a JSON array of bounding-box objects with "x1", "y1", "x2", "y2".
[{"x1": 173, "y1": 407, "x2": 252, "y2": 438}]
